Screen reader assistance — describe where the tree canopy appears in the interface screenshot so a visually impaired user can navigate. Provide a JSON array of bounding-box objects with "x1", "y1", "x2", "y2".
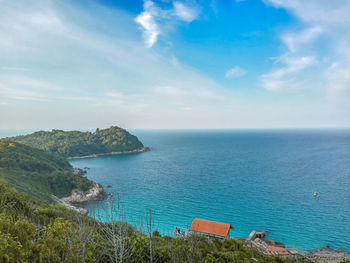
[
  {"x1": 9, "y1": 126, "x2": 145, "y2": 157},
  {"x1": 0, "y1": 139, "x2": 92, "y2": 202}
]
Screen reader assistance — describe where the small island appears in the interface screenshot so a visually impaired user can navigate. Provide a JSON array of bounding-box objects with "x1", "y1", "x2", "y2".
[{"x1": 9, "y1": 126, "x2": 149, "y2": 158}]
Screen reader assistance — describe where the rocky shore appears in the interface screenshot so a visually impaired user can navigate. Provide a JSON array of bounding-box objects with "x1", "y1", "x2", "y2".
[
  {"x1": 51, "y1": 195, "x2": 89, "y2": 215},
  {"x1": 306, "y1": 248, "x2": 350, "y2": 263},
  {"x1": 53, "y1": 182, "x2": 107, "y2": 215},
  {"x1": 62, "y1": 182, "x2": 107, "y2": 204},
  {"x1": 67, "y1": 146, "x2": 150, "y2": 160},
  {"x1": 242, "y1": 230, "x2": 350, "y2": 262},
  {"x1": 56, "y1": 146, "x2": 150, "y2": 213}
]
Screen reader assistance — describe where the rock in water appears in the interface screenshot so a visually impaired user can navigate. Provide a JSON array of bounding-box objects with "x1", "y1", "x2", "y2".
[{"x1": 63, "y1": 182, "x2": 107, "y2": 204}]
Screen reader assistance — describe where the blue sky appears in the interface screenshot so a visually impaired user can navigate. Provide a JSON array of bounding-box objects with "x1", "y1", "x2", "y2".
[{"x1": 0, "y1": 0, "x2": 349, "y2": 129}]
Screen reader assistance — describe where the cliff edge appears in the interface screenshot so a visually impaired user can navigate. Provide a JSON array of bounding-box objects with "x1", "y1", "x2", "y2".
[{"x1": 62, "y1": 182, "x2": 107, "y2": 204}]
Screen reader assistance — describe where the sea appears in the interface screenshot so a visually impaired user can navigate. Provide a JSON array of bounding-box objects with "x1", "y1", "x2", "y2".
[{"x1": 2, "y1": 129, "x2": 350, "y2": 251}]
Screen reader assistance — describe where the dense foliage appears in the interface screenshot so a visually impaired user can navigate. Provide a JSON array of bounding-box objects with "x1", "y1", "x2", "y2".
[
  {"x1": 0, "y1": 179, "x2": 302, "y2": 263},
  {"x1": 9, "y1": 126, "x2": 145, "y2": 157},
  {"x1": 0, "y1": 140, "x2": 92, "y2": 202}
]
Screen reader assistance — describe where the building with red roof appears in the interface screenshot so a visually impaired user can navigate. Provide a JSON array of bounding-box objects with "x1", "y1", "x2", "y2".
[{"x1": 189, "y1": 218, "x2": 234, "y2": 238}]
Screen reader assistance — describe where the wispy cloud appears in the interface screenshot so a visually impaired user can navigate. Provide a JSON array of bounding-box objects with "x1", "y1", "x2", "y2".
[
  {"x1": 261, "y1": 55, "x2": 317, "y2": 91},
  {"x1": 281, "y1": 27, "x2": 322, "y2": 53},
  {"x1": 173, "y1": 2, "x2": 199, "y2": 22},
  {"x1": 0, "y1": 0, "x2": 224, "y2": 129},
  {"x1": 1, "y1": 0, "x2": 348, "y2": 129},
  {"x1": 0, "y1": 75, "x2": 62, "y2": 101},
  {"x1": 0, "y1": 86, "x2": 48, "y2": 101},
  {"x1": 135, "y1": 0, "x2": 199, "y2": 48},
  {"x1": 225, "y1": 66, "x2": 247, "y2": 79},
  {"x1": 262, "y1": 0, "x2": 350, "y2": 98},
  {"x1": 135, "y1": 1, "x2": 160, "y2": 48}
]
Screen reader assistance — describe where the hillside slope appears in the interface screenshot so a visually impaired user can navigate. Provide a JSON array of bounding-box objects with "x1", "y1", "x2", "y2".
[
  {"x1": 9, "y1": 126, "x2": 145, "y2": 157},
  {"x1": 0, "y1": 139, "x2": 92, "y2": 202},
  {"x1": 0, "y1": 179, "x2": 299, "y2": 263}
]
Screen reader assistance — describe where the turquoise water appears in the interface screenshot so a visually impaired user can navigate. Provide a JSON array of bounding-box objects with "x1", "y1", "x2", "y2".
[{"x1": 36, "y1": 130, "x2": 350, "y2": 251}]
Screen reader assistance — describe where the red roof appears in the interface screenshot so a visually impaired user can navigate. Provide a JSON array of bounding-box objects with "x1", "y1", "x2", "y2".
[{"x1": 189, "y1": 218, "x2": 234, "y2": 238}]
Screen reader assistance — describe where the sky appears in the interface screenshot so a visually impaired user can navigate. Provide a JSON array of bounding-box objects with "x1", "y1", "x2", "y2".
[{"x1": 0, "y1": 0, "x2": 349, "y2": 130}]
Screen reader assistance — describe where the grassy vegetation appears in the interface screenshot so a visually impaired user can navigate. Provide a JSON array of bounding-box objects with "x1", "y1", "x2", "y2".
[
  {"x1": 0, "y1": 139, "x2": 92, "y2": 202},
  {"x1": 9, "y1": 126, "x2": 145, "y2": 157},
  {"x1": 0, "y1": 179, "x2": 302, "y2": 263}
]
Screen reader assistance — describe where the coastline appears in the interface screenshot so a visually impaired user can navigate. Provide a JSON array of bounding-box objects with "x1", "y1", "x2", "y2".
[
  {"x1": 242, "y1": 235, "x2": 350, "y2": 261},
  {"x1": 306, "y1": 248, "x2": 350, "y2": 263},
  {"x1": 52, "y1": 195, "x2": 89, "y2": 215},
  {"x1": 60, "y1": 142, "x2": 350, "y2": 258},
  {"x1": 66, "y1": 146, "x2": 150, "y2": 160},
  {"x1": 53, "y1": 181, "x2": 107, "y2": 215},
  {"x1": 57, "y1": 146, "x2": 151, "y2": 214}
]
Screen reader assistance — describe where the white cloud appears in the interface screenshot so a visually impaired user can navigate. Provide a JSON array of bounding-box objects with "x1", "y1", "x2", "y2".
[
  {"x1": 281, "y1": 27, "x2": 322, "y2": 53},
  {"x1": 0, "y1": 75, "x2": 62, "y2": 101},
  {"x1": 326, "y1": 58, "x2": 350, "y2": 99},
  {"x1": 261, "y1": 55, "x2": 317, "y2": 91},
  {"x1": 264, "y1": 0, "x2": 350, "y2": 25},
  {"x1": 262, "y1": 0, "x2": 350, "y2": 98},
  {"x1": 135, "y1": 1, "x2": 199, "y2": 47},
  {"x1": 135, "y1": 1, "x2": 160, "y2": 48},
  {"x1": 173, "y1": 2, "x2": 199, "y2": 22},
  {"x1": 0, "y1": 0, "x2": 225, "y2": 129},
  {"x1": 0, "y1": 85, "x2": 48, "y2": 101},
  {"x1": 1, "y1": 0, "x2": 348, "y2": 129},
  {"x1": 225, "y1": 66, "x2": 247, "y2": 79}
]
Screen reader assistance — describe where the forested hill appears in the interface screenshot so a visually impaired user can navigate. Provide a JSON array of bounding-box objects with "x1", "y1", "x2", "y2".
[
  {"x1": 9, "y1": 126, "x2": 145, "y2": 157},
  {"x1": 0, "y1": 139, "x2": 92, "y2": 202}
]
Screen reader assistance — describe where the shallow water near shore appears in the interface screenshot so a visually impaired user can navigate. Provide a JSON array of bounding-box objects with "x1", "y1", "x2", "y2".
[{"x1": 67, "y1": 129, "x2": 349, "y2": 251}]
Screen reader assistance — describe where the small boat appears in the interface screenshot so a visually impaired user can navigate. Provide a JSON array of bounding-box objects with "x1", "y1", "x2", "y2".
[{"x1": 313, "y1": 191, "x2": 318, "y2": 197}]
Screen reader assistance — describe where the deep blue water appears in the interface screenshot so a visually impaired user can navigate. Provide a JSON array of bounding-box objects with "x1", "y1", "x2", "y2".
[
  {"x1": 2, "y1": 129, "x2": 349, "y2": 251},
  {"x1": 69, "y1": 130, "x2": 350, "y2": 251}
]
